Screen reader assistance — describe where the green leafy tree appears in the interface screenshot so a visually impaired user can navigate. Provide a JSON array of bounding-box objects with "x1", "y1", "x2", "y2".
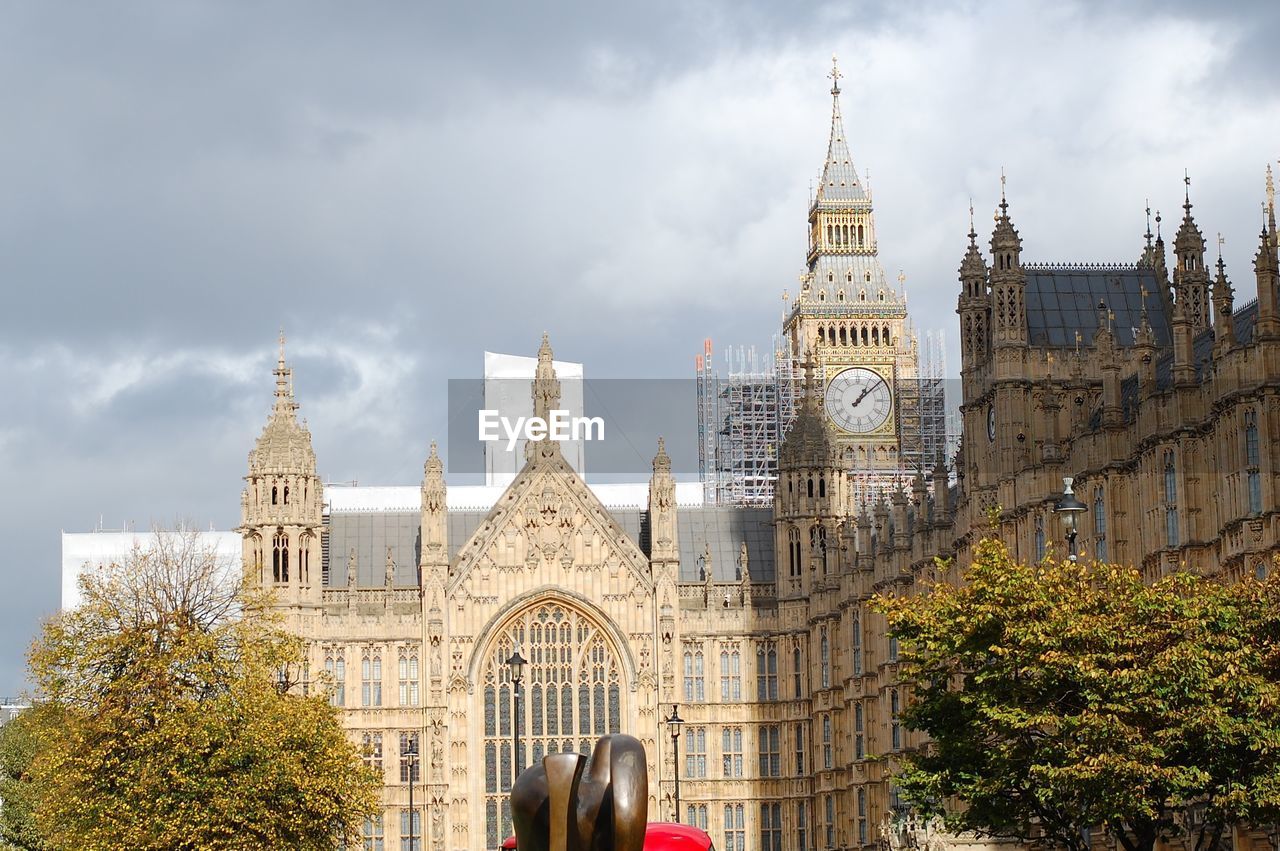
[
  {"x1": 0, "y1": 704, "x2": 55, "y2": 850},
  {"x1": 876, "y1": 536, "x2": 1280, "y2": 851},
  {"x1": 24, "y1": 531, "x2": 378, "y2": 851}
]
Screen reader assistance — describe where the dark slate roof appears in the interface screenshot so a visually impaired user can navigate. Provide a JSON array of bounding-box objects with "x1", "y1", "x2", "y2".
[
  {"x1": 1025, "y1": 265, "x2": 1171, "y2": 348},
  {"x1": 324, "y1": 505, "x2": 776, "y2": 587}
]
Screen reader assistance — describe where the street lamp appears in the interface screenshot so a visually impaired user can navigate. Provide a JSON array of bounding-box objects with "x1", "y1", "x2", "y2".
[
  {"x1": 665, "y1": 704, "x2": 685, "y2": 822},
  {"x1": 506, "y1": 647, "x2": 527, "y2": 788},
  {"x1": 1054, "y1": 476, "x2": 1087, "y2": 561},
  {"x1": 405, "y1": 735, "x2": 420, "y2": 851}
]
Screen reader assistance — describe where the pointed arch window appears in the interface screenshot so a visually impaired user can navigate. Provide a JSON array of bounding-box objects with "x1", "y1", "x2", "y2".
[
  {"x1": 1034, "y1": 515, "x2": 1046, "y2": 562},
  {"x1": 271, "y1": 485, "x2": 278, "y2": 505},
  {"x1": 1164, "y1": 450, "x2": 1179, "y2": 547},
  {"x1": 283, "y1": 485, "x2": 289, "y2": 505},
  {"x1": 819, "y1": 627, "x2": 830, "y2": 689},
  {"x1": 272, "y1": 531, "x2": 288, "y2": 583},
  {"x1": 399, "y1": 653, "x2": 420, "y2": 707},
  {"x1": 482, "y1": 603, "x2": 623, "y2": 847},
  {"x1": 787, "y1": 526, "x2": 801, "y2": 577},
  {"x1": 720, "y1": 649, "x2": 741, "y2": 702},
  {"x1": 851, "y1": 608, "x2": 863, "y2": 676},
  {"x1": 793, "y1": 646, "x2": 804, "y2": 698},
  {"x1": 756, "y1": 643, "x2": 778, "y2": 701},
  {"x1": 1093, "y1": 488, "x2": 1107, "y2": 561},
  {"x1": 854, "y1": 702, "x2": 865, "y2": 759},
  {"x1": 683, "y1": 648, "x2": 705, "y2": 702},
  {"x1": 1246, "y1": 410, "x2": 1262, "y2": 514}
]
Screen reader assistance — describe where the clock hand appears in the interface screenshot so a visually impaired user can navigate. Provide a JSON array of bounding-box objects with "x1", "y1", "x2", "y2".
[{"x1": 851, "y1": 385, "x2": 873, "y2": 407}]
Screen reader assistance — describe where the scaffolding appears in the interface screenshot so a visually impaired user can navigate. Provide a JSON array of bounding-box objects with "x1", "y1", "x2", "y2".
[
  {"x1": 697, "y1": 332, "x2": 952, "y2": 507},
  {"x1": 697, "y1": 339, "x2": 798, "y2": 506}
]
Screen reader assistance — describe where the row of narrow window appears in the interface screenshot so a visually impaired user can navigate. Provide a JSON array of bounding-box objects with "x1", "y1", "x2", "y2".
[
  {"x1": 322, "y1": 654, "x2": 420, "y2": 708},
  {"x1": 816, "y1": 323, "x2": 892, "y2": 347},
  {"x1": 826, "y1": 222, "x2": 866, "y2": 247},
  {"x1": 785, "y1": 525, "x2": 831, "y2": 577}
]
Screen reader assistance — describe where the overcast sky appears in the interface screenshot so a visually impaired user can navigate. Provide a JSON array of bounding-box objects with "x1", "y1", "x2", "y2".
[{"x1": 1, "y1": 1, "x2": 1277, "y2": 693}]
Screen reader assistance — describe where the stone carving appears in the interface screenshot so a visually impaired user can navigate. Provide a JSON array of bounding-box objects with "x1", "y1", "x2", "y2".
[{"x1": 511, "y1": 734, "x2": 647, "y2": 851}]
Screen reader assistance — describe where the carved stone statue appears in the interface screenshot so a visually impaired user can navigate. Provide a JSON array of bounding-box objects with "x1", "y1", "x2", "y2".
[
  {"x1": 385, "y1": 546, "x2": 395, "y2": 587},
  {"x1": 511, "y1": 733, "x2": 647, "y2": 851},
  {"x1": 347, "y1": 548, "x2": 358, "y2": 587}
]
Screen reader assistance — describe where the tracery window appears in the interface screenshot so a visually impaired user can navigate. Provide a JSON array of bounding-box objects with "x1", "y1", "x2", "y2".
[
  {"x1": 819, "y1": 628, "x2": 830, "y2": 689},
  {"x1": 891, "y1": 688, "x2": 902, "y2": 750},
  {"x1": 793, "y1": 646, "x2": 803, "y2": 698},
  {"x1": 1034, "y1": 515, "x2": 1046, "y2": 562},
  {"x1": 722, "y1": 726, "x2": 743, "y2": 777},
  {"x1": 756, "y1": 643, "x2": 777, "y2": 701},
  {"x1": 822, "y1": 713, "x2": 833, "y2": 769},
  {"x1": 685, "y1": 726, "x2": 707, "y2": 778},
  {"x1": 761, "y1": 802, "x2": 783, "y2": 851},
  {"x1": 361, "y1": 732, "x2": 383, "y2": 774},
  {"x1": 361, "y1": 654, "x2": 382, "y2": 707},
  {"x1": 723, "y1": 804, "x2": 745, "y2": 851},
  {"x1": 758, "y1": 725, "x2": 781, "y2": 777},
  {"x1": 851, "y1": 609, "x2": 863, "y2": 676},
  {"x1": 687, "y1": 805, "x2": 708, "y2": 831},
  {"x1": 1094, "y1": 488, "x2": 1107, "y2": 561},
  {"x1": 1164, "y1": 450, "x2": 1179, "y2": 547},
  {"x1": 481, "y1": 603, "x2": 623, "y2": 848},
  {"x1": 399, "y1": 732, "x2": 419, "y2": 783},
  {"x1": 720, "y1": 649, "x2": 741, "y2": 702},
  {"x1": 398, "y1": 654, "x2": 419, "y2": 707},
  {"x1": 363, "y1": 814, "x2": 384, "y2": 851},
  {"x1": 788, "y1": 527, "x2": 801, "y2": 577},
  {"x1": 1246, "y1": 410, "x2": 1262, "y2": 514},
  {"x1": 325, "y1": 654, "x2": 345, "y2": 707},
  {"x1": 854, "y1": 702, "x2": 865, "y2": 759},
  {"x1": 684, "y1": 647, "x2": 705, "y2": 702}
]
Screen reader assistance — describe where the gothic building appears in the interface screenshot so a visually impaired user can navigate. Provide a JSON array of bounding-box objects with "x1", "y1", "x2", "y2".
[{"x1": 234, "y1": 65, "x2": 1280, "y2": 851}]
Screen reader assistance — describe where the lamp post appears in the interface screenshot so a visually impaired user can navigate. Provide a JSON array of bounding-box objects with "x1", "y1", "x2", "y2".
[
  {"x1": 406, "y1": 735, "x2": 419, "y2": 851},
  {"x1": 665, "y1": 704, "x2": 685, "y2": 822},
  {"x1": 1054, "y1": 476, "x2": 1087, "y2": 561},
  {"x1": 506, "y1": 647, "x2": 527, "y2": 788}
]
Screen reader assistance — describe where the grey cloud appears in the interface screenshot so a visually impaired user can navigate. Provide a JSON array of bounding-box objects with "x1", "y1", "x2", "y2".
[{"x1": 2, "y1": 0, "x2": 1279, "y2": 691}]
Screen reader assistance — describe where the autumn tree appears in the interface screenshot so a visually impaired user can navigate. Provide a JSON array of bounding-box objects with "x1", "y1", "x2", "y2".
[
  {"x1": 23, "y1": 530, "x2": 378, "y2": 851},
  {"x1": 877, "y1": 536, "x2": 1280, "y2": 851}
]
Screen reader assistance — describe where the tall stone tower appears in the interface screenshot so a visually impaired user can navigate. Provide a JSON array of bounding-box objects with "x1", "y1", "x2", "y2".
[
  {"x1": 783, "y1": 58, "x2": 921, "y2": 482},
  {"x1": 239, "y1": 334, "x2": 324, "y2": 606}
]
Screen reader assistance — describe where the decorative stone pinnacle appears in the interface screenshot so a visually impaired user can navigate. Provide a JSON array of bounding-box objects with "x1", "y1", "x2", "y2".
[{"x1": 829, "y1": 55, "x2": 841, "y2": 95}]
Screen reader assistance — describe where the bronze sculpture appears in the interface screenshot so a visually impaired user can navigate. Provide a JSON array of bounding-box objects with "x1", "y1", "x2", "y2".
[{"x1": 511, "y1": 733, "x2": 648, "y2": 851}]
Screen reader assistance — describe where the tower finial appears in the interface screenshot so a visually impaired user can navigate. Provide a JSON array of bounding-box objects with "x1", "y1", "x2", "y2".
[
  {"x1": 1184, "y1": 168, "x2": 1192, "y2": 212},
  {"x1": 1267, "y1": 162, "x2": 1277, "y2": 235},
  {"x1": 1144, "y1": 200, "x2": 1153, "y2": 247},
  {"x1": 1217, "y1": 232, "x2": 1225, "y2": 265},
  {"x1": 1155, "y1": 209, "x2": 1163, "y2": 241},
  {"x1": 968, "y1": 198, "x2": 976, "y2": 243},
  {"x1": 829, "y1": 55, "x2": 841, "y2": 95},
  {"x1": 999, "y1": 168, "x2": 1008, "y2": 216},
  {"x1": 273, "y1": 329, "x2": 292, "y2": 405}
]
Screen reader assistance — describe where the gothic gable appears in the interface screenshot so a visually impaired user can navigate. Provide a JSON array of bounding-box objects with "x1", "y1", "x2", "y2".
[{"x1": 447, "y1": 449, "x2": 653, "y2": 595}]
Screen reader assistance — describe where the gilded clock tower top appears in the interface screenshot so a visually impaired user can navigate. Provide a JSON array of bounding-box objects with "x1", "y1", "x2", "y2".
[{"x1": 782, "y1": 58, "x2": 920, "y2": 480}]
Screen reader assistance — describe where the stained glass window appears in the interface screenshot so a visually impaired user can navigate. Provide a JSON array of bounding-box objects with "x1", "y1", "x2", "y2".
[{"x1": 481, "y1": 602, "x2": 623, "y2": 848}]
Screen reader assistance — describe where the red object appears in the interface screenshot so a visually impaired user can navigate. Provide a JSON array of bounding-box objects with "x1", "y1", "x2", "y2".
[{"x1": 500, "y1": 822, "x2": 714, "y2": 851}]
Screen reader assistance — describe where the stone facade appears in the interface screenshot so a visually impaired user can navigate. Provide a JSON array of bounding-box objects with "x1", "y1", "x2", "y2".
[{"x1": 237, "y1": 66, "x2": 1280, "y2": 851}]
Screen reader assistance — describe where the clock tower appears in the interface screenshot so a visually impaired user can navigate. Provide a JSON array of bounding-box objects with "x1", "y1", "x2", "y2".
[{"x1": 783, "y1": 58, "x2": 922, "y2": 486}]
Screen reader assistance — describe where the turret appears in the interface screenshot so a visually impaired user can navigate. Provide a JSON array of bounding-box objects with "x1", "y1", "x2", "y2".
[
  {"x1": 238, "y1": 333, "x2": 324, "y2": 604},
  {"x1": 957, "y1": 205, "x2": 991, "y2": 373},
  {"x1": 989, "y1": 187, "x2": 1027, "y2": 349},
  {"x1": 1211, "y1": 250, "x2": 1235, "y2": 357},
  {"x1": 1172, "y1": 178, "x2": 1210, "y2": 335},
  {"x1": 774, "y1": 355, "x2": 843, "y2": 593},
  {"x1": 1255, "y1": 223, "x2": 1280, "y2": 342}
]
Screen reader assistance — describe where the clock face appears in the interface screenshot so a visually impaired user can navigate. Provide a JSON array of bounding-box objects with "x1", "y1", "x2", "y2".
[
  {"x1": 824, "y1": 367, "x2": 892, "y2": 434},
  {"x1": 987, "y1": 405, "x2": 996, "y2": 442}
]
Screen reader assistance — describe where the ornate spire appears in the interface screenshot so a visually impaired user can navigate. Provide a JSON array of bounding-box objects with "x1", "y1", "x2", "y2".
[
  {"x1": 815, "y1": 56, "x2": 866, "y2": 203},
  {"x1": 1212, "y1": 235, "x2": 1235, "y2": 354},
  {"x1": 778, "y1": 349, "x2": 836, "y2": 470},
  {"x1": 1267, "y1": 163, "x2": 1276, "y2": 237},
  {"x1": 960, "y1": 199, "x2": 987, "y2": 277},
  {"x1": 990, "y1": 175, "x2": 1022, "y2": 256},
  {"x1": 249, "y1": 332, "x2": 315, "y2": 474},
  {"x1": 531, "y1": 332, "x2": 561, "y2": 422},
  {"x1": 273, "y1": 329, "x2": 296, "y2": 416},
  {"x1": 653, "y1": 435, "x2": 671, "y2": 474}
]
